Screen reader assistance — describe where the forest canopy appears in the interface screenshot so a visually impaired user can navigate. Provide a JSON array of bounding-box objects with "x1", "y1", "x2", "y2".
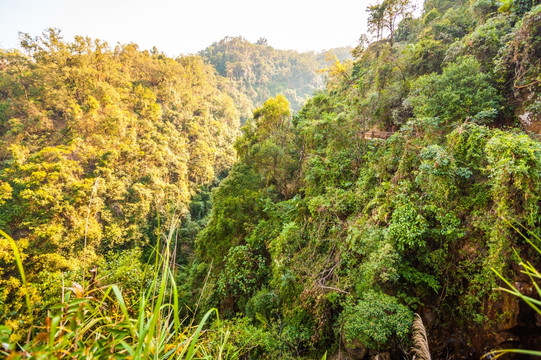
[
  {"x1": 0, "y1": 29, "x2": 242, "y2": 336},
  {"x1": 200, "y1": 36, "x2": 352, "y2": 113},
  {"x1": 1, "y1": 0, "x2": 541, "y2": 359}
]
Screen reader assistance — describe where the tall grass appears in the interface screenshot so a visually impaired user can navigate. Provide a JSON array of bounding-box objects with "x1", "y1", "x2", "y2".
[
  {"x1": 0, "y1": 223, "x2": 241, "y2": 359},
  {"x1": 484, "y1": 223, "x2": 541, "y2": 359}
]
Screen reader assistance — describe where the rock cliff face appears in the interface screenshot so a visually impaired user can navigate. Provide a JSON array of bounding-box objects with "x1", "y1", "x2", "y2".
[
  {"x1": 516, "y1": 84, "x2": 541, "y2": 134},
  {"x1": 335, "y1": 279, "x2": 541, "y2": 360},
  {"x1": 472, "y1": 289, "x2": 541, "y2": 359},
  {"x1": 519, "y1": 110, "x2": 541, "y2": 133},
  {"x1": 427, "y1": 282, "x2": 541, "y2": 360}
]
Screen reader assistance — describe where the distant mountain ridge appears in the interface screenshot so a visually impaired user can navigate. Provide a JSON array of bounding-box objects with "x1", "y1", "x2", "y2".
[{"x1": 200, "y1": 36, "x2": 352, "y2": 114}]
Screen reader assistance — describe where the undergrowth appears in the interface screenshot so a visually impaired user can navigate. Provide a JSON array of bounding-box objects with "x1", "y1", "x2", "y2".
[{"x1": 0, "y1": 225, "x2": 245, "y2": 359}]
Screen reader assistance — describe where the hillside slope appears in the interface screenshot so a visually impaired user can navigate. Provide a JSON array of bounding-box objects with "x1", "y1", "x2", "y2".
[
  {"x1": 0, "y1": 29, "x2": 242, "y2": 337},
  {"x1": 200, "y1": 36, "x2": 352, "y2": 113},
  {"x1": 1, "y1": 0, "x2": 541, "y2": 358},
  {"x1": 191, "y1": 1, "x2": 541, "y2": 359}
]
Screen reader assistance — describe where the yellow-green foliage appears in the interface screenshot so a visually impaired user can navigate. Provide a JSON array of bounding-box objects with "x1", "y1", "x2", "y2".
[{"x1": 0, "y1": 29, "x2": 241, "y2": 334}]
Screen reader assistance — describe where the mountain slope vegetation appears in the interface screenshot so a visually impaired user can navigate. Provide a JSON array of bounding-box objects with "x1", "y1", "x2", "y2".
[
  {"x1": 0, "y1": 29, "x2": 242, "y2": 338},
  {"x1": 191, "y1": 1, "x2": 541, "y2": 358},
  {"x1": 200, "y1": 36, "x2": 352, "y2": 113},
  {"x1": 1, "y1": 0, "x2": 541, "y2": 359}
]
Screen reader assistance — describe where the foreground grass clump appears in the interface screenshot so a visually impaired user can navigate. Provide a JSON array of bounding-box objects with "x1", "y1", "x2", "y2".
[
  {"x1": 0, "y1": 228, "x2": 244, "y2": 360},
  {"x1": 485, "y1": 224, "x2": 541, "y2": 359}
]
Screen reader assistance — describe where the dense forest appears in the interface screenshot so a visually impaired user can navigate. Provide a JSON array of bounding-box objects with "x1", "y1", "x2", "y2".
[
  {"x1": 0, "y1": 28, "x2": 243, "y2": 337},
  {"x1": 200, "y1": 36, "x2": 352, "y2": 113},
  {"x1": 1, "y1": 0, "x2": 541, "y2": 359}
]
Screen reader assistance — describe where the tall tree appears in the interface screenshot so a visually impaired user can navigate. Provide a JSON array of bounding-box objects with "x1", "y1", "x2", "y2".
[
  {"x1": 367, "y1": 0, "x2": 413, "y2": 47},
  {"x1": 384, "y1": 0, "x2": 413, "y2": 47},
  {"x1": 367, "y1": 3, "x2": 386, "y2": 42}
]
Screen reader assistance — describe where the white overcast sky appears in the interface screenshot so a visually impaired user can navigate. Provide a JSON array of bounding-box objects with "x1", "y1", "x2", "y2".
[{"x1": 0, "y1": 0, "x2": 424, "y2": 56}]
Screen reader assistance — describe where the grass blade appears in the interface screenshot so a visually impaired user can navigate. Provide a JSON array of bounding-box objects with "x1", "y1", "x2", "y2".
[{"x1": 0, "y1": 229, "x2": 32, "y2": 314}]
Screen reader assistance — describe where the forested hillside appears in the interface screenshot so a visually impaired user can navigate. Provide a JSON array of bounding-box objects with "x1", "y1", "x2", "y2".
[
  {"x1": 190, "y1": 0, "x2": 541, "y2": 359},
  {"x1": 0, "y1": 29, "x2": 243, "y2": 340},
  {"x1": 1, "y1": 0, "x2": 541, "y2": 359},
  {"x1": 200, "y1": 36, "x2": 352, "y2": 113}
]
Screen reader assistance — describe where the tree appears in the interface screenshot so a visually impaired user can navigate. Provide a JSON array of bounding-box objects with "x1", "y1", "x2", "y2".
[
  {"x1": 241, "y1": 95, "x2": 298, "y2": 197},
  {"x1": 408, "y1": 56, "x2": 501, "y2": 125},
  {"x1": 385, "y1": 0, "x2": 414, "y2": 47},
  {"x1": 256, "y1": 37, "x2": 268, "y2": 46},
  {"x1": 367, "y1": 0, "x2": 414, "y2": 47},
  {"x1": 367, "y1": 3, "x2": 386, "y2": 42}
]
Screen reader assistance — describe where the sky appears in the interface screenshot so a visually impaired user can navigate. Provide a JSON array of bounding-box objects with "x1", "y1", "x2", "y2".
[{"x1": 0, "y1": 0, "x2": 424, "y2": 56}]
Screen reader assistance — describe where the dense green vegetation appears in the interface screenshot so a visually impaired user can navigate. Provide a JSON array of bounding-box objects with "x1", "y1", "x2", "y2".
[
  {"x1": 191, "y1": 0, "x2": 541, "y2": 359},
  {"x1": 0, "y1": 28, "x2": 243, "y2": 341},
  {"x1": 200, "y1": 36, "x2": 352, "y2": 113},
  {"x1": 1, "y1": 0, "x2": 541, "y2": 359}
]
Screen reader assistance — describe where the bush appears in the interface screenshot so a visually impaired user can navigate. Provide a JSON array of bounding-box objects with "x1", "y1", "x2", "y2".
[
  {"x1": 341, "y1": 291, "x2": 413, "y2": 351},
  {"x1": 408, "y1": 56, "x2": 501, "y2": 126},
  {"x1": 218, "y1": 245, "x2": 268, "y2": 300}
]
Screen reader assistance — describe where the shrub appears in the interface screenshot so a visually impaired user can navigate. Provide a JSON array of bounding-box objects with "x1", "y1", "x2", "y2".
[
  {"x1": 408, "y1": 56, "x2": 501, "y2": 126},
  {"x1": 341, "y1": 291, "x2": 413, "y2": 351}
]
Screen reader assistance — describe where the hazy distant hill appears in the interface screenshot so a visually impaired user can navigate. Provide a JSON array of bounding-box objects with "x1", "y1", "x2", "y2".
[{"x1": 200, "y1": 36, "x2": 352, "y2": 113}]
